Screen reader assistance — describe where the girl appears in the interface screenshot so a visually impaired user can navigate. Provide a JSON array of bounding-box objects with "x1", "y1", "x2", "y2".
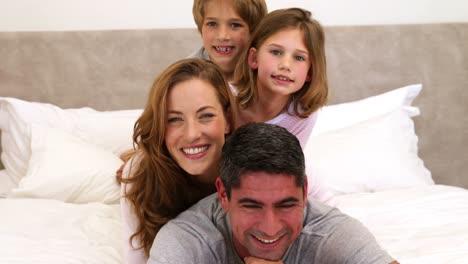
[
  {"x1": 119, "y1": 58, "x2": 238, "y2": 263},
  {"x1": 233, "y1": 7, "x2": 328, "y2": 148},
  {"x1": 233, "y1": 8, "x2": 333, "y2": 203}
]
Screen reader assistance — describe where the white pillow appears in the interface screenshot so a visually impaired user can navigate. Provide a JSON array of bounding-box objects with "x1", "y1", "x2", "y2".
[
  {"x1": 8, "y1": 124, "x2": 123, "y2": 204},
  {"x1": 312, "y1": 84, "x2": 421, "y2": 136},
  {"x1": 0, "y1": 84, "x2": 427, "y2": 197},
  {"x1": 0, "y1": 169, "x2": 15, "y2": 198},
  {"x1": 305, "y1": 84, "x2": 433, "y2": 195},
  {"x1": 73, "y1": 109, "x2": 141, "y2": 155},
  {"x1": 0, "y1": 97, "x2": 141, "y2": 187}
]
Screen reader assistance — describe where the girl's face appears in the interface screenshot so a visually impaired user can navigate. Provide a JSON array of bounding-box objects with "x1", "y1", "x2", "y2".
[
  {"x1": 201, "y1": 0, "x2": 250, "y2": 81},
  {"x1": 165, "y1": 78, "x2": 230, "y2": 184},
  {"x1": 248, "y1": 28, "x2": 311, "y2": 100}
]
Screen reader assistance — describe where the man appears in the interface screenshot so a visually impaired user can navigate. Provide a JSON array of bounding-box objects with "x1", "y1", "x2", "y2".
[{"x1": 148, "y1": 123, "x2": 398, "y2": 264}]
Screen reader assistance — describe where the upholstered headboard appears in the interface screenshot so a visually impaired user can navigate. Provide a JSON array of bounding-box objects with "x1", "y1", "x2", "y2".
[{"x1": 1, "y1": 23, "x2": 467, "y2": 188}]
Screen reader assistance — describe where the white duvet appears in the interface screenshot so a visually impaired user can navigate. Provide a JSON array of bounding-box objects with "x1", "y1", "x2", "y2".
[
  {"x1": 336, "y1": 185, "x2": 468, "y2": 264},
  {"x1": 1, "y1": 185, "x2": 468, "y2": 263},
  {"x1": 0, "y1": 198, "x2": 122, "y2": 264}
]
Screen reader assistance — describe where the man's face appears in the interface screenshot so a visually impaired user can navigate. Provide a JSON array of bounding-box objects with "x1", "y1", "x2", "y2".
[{"x1": 216, "y1": 172, "x2": 307, "y2": 261}]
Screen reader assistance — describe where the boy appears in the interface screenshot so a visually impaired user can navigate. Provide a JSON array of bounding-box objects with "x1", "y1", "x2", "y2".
[{"x1": 190, "y1": 0, "x2": 267, "y2": 82}]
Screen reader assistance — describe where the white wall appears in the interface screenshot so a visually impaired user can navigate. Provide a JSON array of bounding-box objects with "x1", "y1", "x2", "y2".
[{"x1": 0, "y1": 0, "x2": 467, "y2": 31}]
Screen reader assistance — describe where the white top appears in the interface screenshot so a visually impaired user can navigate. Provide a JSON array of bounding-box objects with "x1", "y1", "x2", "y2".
[{"x1": 120, "y1": 155, "x2": 147, "y2": 264}]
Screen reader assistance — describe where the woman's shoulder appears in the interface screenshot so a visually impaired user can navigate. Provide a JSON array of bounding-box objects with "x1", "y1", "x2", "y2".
[{"x1": 121, "y1": 151, "x2": 143, "y2": 179}]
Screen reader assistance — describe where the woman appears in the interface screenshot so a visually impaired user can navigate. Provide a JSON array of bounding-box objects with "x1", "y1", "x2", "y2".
[{"x1": 119, "y1": 58, "x2": 238, "y2": 263}]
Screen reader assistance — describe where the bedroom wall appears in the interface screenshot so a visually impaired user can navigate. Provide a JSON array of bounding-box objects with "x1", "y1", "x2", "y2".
[{"x1": 0, "y1": 0, "x2": 467, "y2": 31}]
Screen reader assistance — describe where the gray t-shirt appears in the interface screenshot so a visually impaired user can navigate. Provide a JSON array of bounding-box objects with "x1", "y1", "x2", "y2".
[
  {"x1": 148, "y1": 193, "x2": 394, "y2": 264},
  {"x1": 188, "y1": 46, "x2": 210, "y2": 60}
]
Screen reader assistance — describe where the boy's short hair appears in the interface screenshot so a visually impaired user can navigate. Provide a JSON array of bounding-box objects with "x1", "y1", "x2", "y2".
[
  {"x1": 220, "y1": 123, "x2": 306, "y2": 198},
  {"x1": 193, "y1": 0, "x2": 267, "y2": 33}
]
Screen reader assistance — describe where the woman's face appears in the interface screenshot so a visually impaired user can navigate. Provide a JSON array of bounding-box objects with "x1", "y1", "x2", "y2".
[{"x1": 165, "y1": 78, "x2": 230, "y2": 184}]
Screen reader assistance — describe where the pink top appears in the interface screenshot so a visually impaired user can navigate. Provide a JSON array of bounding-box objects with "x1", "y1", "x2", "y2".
[{"x1": 265, "y1": 103, "x2": 317, "y2": 148}]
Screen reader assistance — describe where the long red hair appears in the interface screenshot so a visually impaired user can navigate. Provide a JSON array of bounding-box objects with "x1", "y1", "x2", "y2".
[{"x1": 120, "y1": 58, "x2": 238, "y2": 256}]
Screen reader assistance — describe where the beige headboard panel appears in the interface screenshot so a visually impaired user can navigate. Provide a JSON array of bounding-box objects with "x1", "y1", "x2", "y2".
[
  {"x1": 0, "y1": 29, "x2": 202, "y2": 110},
  {"x1": 1, "y1": 24, "x2": 467, "y2": 188}
]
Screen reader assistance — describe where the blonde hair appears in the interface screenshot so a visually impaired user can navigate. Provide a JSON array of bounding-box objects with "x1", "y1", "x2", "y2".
[
  {"x1": 234, "y1": 8, "x2": 328, "y2": 118},
  {"x1": 121, "y1": 58, "x2": 238, "y2": 256},
  {"x1": 193, "y1": 0, "x2": 267, "y2": 34}
]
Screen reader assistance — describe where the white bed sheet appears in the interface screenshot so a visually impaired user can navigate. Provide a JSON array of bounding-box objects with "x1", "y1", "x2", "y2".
[
  {"x1": 335, "y1": 185, "x2": 468, "y2": 264},
  {"x1": 1, "y1": 185, "x2": 467, "y2": 263},
  {"x1": 0, "y1": 198, "x2": 122, "y2": 264}
]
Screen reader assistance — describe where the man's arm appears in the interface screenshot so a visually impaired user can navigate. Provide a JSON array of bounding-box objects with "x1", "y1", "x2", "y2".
[
  {"x1": 318, "y1": 217, "x2": 398, "y2": 264},
  {"x1": 147, "y1": 221, "x2": 216, "y2": 264}
]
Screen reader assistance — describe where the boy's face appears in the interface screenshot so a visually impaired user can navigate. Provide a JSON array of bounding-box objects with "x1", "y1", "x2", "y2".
[
  {"x1": 201, "y1": 0, "x2": 250, "y2": 81},
  {"x1": 216, "y1": 172, "x2": 308, "y2": 261}
]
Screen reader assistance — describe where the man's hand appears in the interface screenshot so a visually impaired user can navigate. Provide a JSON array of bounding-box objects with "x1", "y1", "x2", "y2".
[{"x1": 244, "y1": 256, "x2": 284, "y2": 264}]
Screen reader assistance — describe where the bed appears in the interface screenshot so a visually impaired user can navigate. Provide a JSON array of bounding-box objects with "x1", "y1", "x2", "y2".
[{"x1": 1, "y1": 23, "x2": 467, "y2": 263}]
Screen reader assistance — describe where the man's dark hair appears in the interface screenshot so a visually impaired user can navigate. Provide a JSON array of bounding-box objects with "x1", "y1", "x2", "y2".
[{"x1": 220, "y1": 123, "x2": 306, "y2": 198}]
